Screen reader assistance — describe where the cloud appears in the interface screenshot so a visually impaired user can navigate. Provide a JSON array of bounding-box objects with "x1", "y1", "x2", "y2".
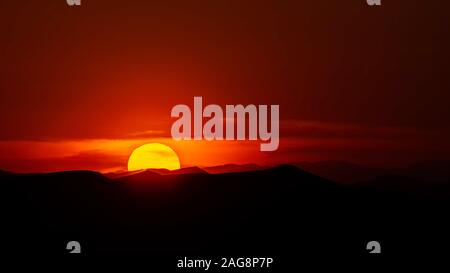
[
  {"x1": 280, "y1": 120, "x2": 449, "y2": 140},
  {"x1": 126, "y1": 130, "x2": 168, "y2": 138},
  {"x1": 0, "y1": 150, "x2": 128, "y2": 173}
]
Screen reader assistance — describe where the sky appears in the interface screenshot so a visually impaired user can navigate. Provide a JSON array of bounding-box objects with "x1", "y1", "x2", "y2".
[{"x1": 0, "y1": 0, "x2": 449, "y2": 172}]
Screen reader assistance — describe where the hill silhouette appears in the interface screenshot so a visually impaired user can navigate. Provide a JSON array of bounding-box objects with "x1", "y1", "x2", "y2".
[
  {"x1": 0, "y1": 165, "x2": 449, "y2": 260},
  {"x1": 295, "y1": 160, "x2": 450, "y2": 183},
  {"x1": 204, "y1": 163, "x2": 264, "y2": 174},
  {"x1": 294, "y1": 160, "x2": 390, "y2": 183}
]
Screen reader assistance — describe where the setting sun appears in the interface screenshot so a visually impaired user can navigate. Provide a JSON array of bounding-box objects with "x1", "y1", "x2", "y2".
[{"x1": 127, "y1": 143, "x2": 181, "y2": 171}]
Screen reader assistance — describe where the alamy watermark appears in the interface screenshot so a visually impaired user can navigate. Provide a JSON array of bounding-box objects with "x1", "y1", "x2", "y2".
[
  {"x1": 366, "y1": 0, "x2": 381, "y2": 6},
  {"x1": 66, "y1": 0, "x2": 81, "y2": 6},
  {"x1": 171, "y1": 97, "x2": 279, "y2": 151}
]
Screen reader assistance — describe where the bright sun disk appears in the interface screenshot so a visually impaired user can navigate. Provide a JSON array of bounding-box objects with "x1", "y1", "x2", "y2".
[{"x1": 127, "y1": 143, "x2": 181, "y2": 171}]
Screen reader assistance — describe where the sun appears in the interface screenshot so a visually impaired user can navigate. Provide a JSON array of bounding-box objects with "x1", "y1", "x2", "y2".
[{"x1": 127, "y1": 143, "x2": 181, "y2": 171}]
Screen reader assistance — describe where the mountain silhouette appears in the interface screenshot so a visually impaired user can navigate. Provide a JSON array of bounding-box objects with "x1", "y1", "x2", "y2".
[
  {"x1": 294, "y1": 160, "x2": 390, "y2": 183},
  {"x1": 160, "y1": 166, "x2": 208, "y2": 175},
  {"x1": 204, "y1": 163, "x2": 264, "y2": 174},
  {"x1": 0, "y1": 164, "x2": 449, "y2": 260},
  {"x1": 403, "y1": 160, "x2": 450, "y2": 181},
  {"x1": 0, "y1": 169, "x2": 12, "y2": 176},
  {"x1": 295, "y1": 160, "x2": 450, "y2": 183}
]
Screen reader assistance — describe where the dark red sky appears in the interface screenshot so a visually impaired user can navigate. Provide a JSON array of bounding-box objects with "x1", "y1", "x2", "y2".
[{"x1": 0, "y1": 0, "x2": 449, "y2": 172}]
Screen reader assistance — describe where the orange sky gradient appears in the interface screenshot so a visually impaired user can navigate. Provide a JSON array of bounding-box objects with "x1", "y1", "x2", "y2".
[
  {"x1": 1, "y1": 1, "x2": 449, "y2": 173},
  {"x1": 1, "y1": 120, "x2": 449, "y2": 173}
]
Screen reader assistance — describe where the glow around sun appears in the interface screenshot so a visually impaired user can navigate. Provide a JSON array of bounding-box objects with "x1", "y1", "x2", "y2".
[{"x1": 127, "y1": 143, "x2": 181, "y2": 171}]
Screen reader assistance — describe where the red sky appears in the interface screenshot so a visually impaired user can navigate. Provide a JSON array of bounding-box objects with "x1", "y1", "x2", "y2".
[{"x1": 1, "y1": 0, "x2": 449, "y2": 172}]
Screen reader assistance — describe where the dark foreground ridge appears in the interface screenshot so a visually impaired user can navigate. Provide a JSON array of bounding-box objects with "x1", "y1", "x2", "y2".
[{"x1": 0, "y1": 165, "x2": 449, "y2": 261}]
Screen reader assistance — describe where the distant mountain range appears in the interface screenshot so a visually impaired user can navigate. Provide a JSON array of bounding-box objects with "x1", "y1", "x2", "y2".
[
  {"x1": 105, "y1": 164, "x2": 264, "y2": 178},
  {"x1": 102, "y1": 160, "x2": 450, "y2": 184},
  {"x1": 294, "y1": 160, "x2": 450, "y2": 183},
  {"x1": 203, "y1": 163, "x2": 264, "y2": 174},
  {"x1": 0, "y1": 163, "x2": 449, "y2": 259}
]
